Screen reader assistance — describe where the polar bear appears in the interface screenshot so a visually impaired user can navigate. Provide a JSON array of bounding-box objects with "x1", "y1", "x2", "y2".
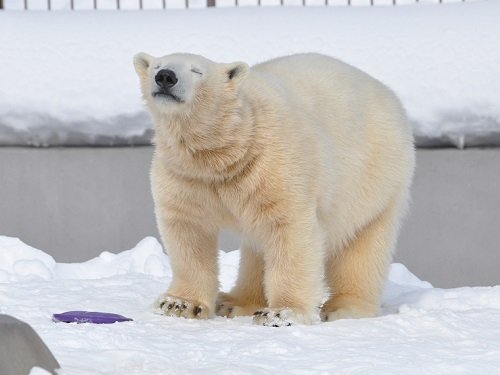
[{"x1": 133, "y1": 52, "x2": 415, "y2": 326}]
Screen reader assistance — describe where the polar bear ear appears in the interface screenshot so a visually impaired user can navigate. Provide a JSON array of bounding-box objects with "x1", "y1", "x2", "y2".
[
  {"x1": 133, "y1": 52, "x2": 154, "y2": 78},
  {"x1": 225, "y1": 62, "x2": 249, "y2": 84}
]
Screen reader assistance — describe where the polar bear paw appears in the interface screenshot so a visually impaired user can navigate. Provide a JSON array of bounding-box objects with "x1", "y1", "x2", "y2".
[
  {"x1": 320, "y1": 297, "x2": 378, "y2": 322},
  {"x1": 154, "y1": 294, "x2": 209, "y2": 319},
  {"x1": 215, "y1": 300, "x2": 236, "y2": 318},
  {"x1": 253, "y1": 308, "x2": 317, "y2": 327},
  {"x1": 320, "y1": 306, "x2": 377, "y2": 322},
  {"x1": 215, "y1": 292, "x2": 264, "y2": 318}
]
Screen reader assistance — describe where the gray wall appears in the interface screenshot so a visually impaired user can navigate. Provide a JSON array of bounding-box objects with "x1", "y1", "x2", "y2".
[
  {"x1": 397, "y1": 149, "x2": 500, "y2": 288},
  {"x1": 1, "y1": 147, "x2": 499, "y2": 288}
]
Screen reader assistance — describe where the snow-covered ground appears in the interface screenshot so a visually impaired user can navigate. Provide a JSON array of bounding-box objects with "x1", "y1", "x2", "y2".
[
  {"x1": 1, "y1": 235, "x2": 500, "y2": 374},
  {"x1": 1, "y1": 1, "x2": 499, "y2": 147}
]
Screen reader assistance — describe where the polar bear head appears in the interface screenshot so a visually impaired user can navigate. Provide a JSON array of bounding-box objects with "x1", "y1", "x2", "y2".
[{"x1": 133, "y1": 52, "x2": 249, "y2": 117}]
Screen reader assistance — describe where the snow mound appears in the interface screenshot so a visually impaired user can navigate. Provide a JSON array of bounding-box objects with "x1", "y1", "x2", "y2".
[
  {"x1": 55, "y1": 237, "x2": 170, "y2": 280},
  {"x1": 394, "y1": 285, "x2": 500, "y2": 312},
  {"x1": 29, "y1": 368, "x2": 52, "y2": 375},
  {"x1": 1, "y1": 2, "x2": 499, "y2": 148},
  {"x1": 0, "y1": 236, "x2": 170, "y2": 281},
  {"x1": 1, "y1": 235, "x2": 428, "y2": 291},
  {"x1": 0, "y1": 236, "x2": 56, "y2": 282},
  {"x1": 388, "y1": 262, "x2": 433, "y2": 289}
]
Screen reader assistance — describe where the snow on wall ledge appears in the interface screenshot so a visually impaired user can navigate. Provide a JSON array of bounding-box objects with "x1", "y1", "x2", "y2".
[{"x1": 0, "y1": 2, "x2": 499, "y2": 148}]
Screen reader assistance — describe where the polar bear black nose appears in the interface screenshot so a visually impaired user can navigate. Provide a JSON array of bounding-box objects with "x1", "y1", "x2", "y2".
[{"x1": 155, "y1": 69, "x2": 178, "y2": 89}]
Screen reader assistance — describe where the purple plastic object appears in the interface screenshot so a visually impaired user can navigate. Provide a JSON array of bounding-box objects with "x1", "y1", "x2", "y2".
[{"x1": 52, "y1": 311, "x2": 132, "y2": 324}]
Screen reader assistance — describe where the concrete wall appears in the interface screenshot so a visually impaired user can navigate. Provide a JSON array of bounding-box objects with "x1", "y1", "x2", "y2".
[{"x1": 0, "y1": 147, "x2": 498, "y2": 288}]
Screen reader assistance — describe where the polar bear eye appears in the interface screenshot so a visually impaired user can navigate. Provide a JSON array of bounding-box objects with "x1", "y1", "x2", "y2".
[{"x1": 190, "y1": 68, "x2": 203, "y2": 76}]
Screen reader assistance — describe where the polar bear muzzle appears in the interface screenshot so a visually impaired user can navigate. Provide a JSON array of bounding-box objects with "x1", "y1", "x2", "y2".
[
  {"x1": 155, "y1": 69, "x2": 178, "y2": 89},
  {"x1": 153, "y1": 69, "x2": 184, "y2": 103}
]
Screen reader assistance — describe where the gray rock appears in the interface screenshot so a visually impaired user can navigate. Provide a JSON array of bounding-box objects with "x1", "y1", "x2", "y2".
[{"x1": 0, "y1": 315, "x2": 60, "y2": 375}]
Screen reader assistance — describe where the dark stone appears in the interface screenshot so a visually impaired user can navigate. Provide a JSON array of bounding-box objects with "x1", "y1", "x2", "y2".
[{"x1": 0, "y1": 314, "x2": 60, "y2": 375}]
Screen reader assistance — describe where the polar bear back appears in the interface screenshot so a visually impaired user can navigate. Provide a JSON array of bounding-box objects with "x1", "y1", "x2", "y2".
[
  {"x1": 248, "y1": 53, "x2": 412, "y2": 167},
  {"x1": 250, "y1": 53, "x2": 407, "y2": 138},
  {"x1": 246, "y1": 53, "x2": 414, "y2": 248}
]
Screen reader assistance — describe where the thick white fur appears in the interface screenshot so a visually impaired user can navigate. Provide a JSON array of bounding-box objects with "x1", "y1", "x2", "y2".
[{"x1": 134, "y1": 52, "x2": 415, "y2": 326}]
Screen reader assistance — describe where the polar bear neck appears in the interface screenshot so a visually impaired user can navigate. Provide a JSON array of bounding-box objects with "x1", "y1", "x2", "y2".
[{"x1": 151, "y1": 98, "x2": 258, "y2": 182}]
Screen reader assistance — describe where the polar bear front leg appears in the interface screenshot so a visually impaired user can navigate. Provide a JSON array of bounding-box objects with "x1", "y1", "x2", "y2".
[
  {"x1": 155, "y1": 215, "x2": 219, "y2": 319},
  {"x1": 252, "y1": 223, "x2": 324, "y2": 326}
]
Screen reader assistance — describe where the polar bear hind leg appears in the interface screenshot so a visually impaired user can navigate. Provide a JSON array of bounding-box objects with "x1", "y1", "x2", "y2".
[
  {"x1": 216, "y1": 240, "x2": 267, "y2": 317},
  {"x1": 321, "y1": 195, "x2": 405, "y2": 321}
]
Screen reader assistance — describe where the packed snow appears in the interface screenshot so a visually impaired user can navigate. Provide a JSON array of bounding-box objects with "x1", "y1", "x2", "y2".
[
  {"x1": 1, "y1": 235, "x2": 500, "y2": 374},
  {"x1": 1, "y1": 1, "x2": 499, "y2": 147}
]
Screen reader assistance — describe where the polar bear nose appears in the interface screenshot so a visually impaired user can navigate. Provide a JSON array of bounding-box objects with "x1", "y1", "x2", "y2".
[{"x1": 155, "y1": 69, "x2": 178, "y2": 89}]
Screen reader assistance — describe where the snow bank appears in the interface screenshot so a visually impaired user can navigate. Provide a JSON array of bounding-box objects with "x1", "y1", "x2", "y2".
[
  {"x1": 0, "y1": 234, "x2": 429, "y2": 290},
  {"x1": 29, "y1": 368, "x2": 53, "y2": 375},
  {"x1": 55, "y1": 237, "x2": 171, "y2": 280},
  {"x1": 1, "y1": 235, "x2": 500, "y2": 374},
  {"x1": 0, "y1": 236, "x2": 56, "y2": 282},
  {"x1": 1, "y1": 1, "x2": 499, "y2": 148},
  {"x1": 0, "y1": 236, "x2": 170, "y2": 281}
]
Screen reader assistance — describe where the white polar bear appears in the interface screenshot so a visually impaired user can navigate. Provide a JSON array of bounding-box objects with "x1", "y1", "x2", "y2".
[{"x1": 133, "y1": 52, "x2": 415, "y2": 326}]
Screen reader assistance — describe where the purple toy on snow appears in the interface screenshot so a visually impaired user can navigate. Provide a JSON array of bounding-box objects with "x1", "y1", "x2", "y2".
[{"x1": 52, "y1": 311, "x2": 132, "y2": 324}]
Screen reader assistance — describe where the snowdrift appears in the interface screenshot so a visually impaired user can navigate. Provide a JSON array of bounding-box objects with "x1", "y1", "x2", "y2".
[
  {"x1": 1, "y1": 235, "x2": 500, "y2": 374},
  {"x1": 0, "y1": 1, "x2": 499, "y2": 148}
]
